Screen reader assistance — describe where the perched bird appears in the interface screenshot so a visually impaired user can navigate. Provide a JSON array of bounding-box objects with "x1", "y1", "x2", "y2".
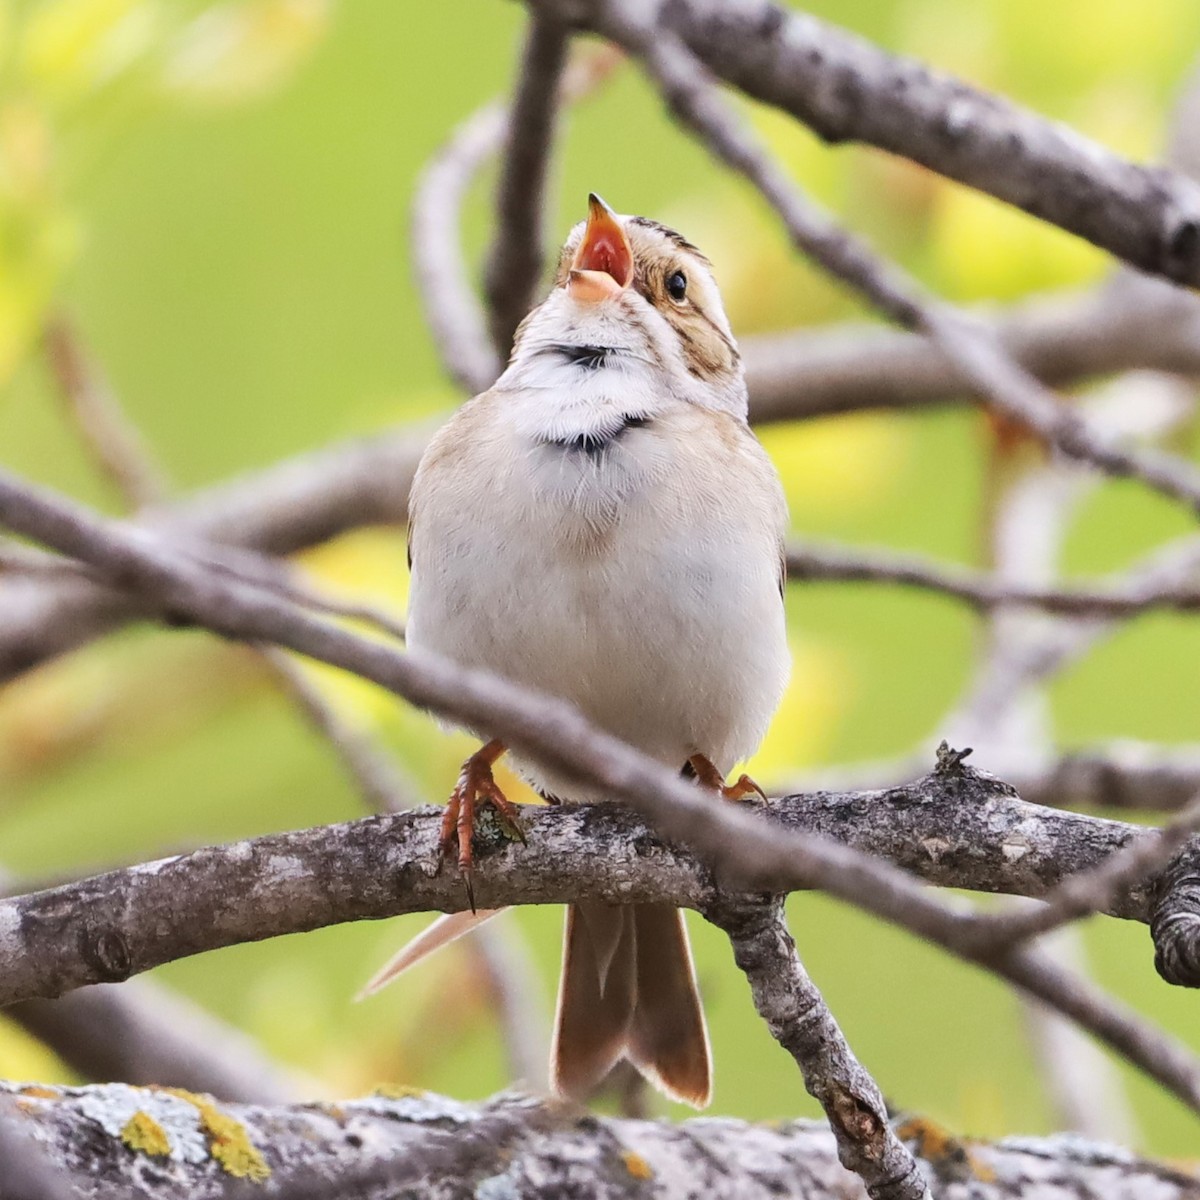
[{"x1": 364, "y1": 195, "x2": 790, "y2": 1108}]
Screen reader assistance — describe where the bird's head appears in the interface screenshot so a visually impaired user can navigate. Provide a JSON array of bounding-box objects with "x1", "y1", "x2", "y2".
[{"x1": 507, "y1": 195, "x2": 745, "y2": 417}]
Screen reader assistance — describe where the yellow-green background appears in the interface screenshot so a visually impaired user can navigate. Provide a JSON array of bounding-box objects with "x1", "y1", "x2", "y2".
[{"x1": 0, "y1": 0, "x2": 1198, "y2": 1156}]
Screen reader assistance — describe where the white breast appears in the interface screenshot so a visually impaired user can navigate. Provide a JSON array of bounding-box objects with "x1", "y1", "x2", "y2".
[{"x1": 407, "y1": 372, "x2": 789, "y2": 802}]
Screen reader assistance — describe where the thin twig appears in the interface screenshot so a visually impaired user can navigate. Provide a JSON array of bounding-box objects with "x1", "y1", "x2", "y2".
[
  {"x1": 193, "y1": 541, "x2": 406, "y2": 642},
  {"x1": 711, "y1": 898, "x2": 931, "y2": 1200},
  {"x1": 786, "y1": 538, "x2": 1200, "y2": 618},
  {"x1": 413, "y1": 102, "x2": 507, "y2": 394},
  {"x1": 43, "y1": 317, "x2": 168, "y2": 509},
  {"x1": 483, "y1": 12, "x2": 570, "y2": 358},
  {"x1": 413, "y1": 41, "x2": 622, "y2": 394}
]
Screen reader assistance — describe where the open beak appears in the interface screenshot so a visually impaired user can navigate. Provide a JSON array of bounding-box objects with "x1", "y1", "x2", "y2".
[{"x1": 568, "y1": 193, "x2": 633, "y2": 303}]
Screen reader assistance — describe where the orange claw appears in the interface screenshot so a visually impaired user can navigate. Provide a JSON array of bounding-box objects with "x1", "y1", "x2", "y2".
[
  {"x1": 439, "y1": 740, "x2": 525, "y2": 912},
  {"x1": 686, "y1": 753, "x2": 767, "y2": 803}
]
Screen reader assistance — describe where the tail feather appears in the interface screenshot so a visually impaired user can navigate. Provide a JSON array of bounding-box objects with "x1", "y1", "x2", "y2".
[
  {"x1": 550, "y1": 903, "x2": 637, "y2": 1100},
  {"x1": 356, "y1": 908, "x2": 506, "y2": 1000},
  {"x1": 552, "y1": 902, "x2": 711, "y2": 1108},
  {"x1": 627, "y1": 905, "x2": 712, "y2": 1108}
]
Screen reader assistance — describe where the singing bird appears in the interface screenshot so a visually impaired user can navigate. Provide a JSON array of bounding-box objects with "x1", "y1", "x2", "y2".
[{"x1": 365, "y1": 195, "x2": 790, "y2": 1108}]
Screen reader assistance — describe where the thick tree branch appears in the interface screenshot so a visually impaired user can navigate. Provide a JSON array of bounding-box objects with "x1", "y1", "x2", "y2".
[
  {"x1": 5, "y1": 1084, "x2": 1197, "y2": 1200},
  {"x1": 0, "y1": 757, "x2": 1189, "y2": 1008},
  {"x1": 2, "y1": 468, "x2": 1200, "y2": 1110},
  {"x1": 6, "y1": 981, "x2": 305, "y2": 1104},
  {"x1": 743, "y1": 276, "x2": 1200, "y2": 424},
  {"x1": 545, "y1": 0, "x2": 1200, "y2": 288},
  {"x1": 578, "y1": 3, "x2": 1200, "y2": 517}
]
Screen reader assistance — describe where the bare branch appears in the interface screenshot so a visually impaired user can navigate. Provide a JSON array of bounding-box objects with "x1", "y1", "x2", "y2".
[
  {"x1": 413, "y1": 102, "x2": 507, "y2": 394},
  {"x1": 0, "y1": 753, "x2": 1187, "y2": 1005},
  {"x1": 0, "y1": 426, "x2": 425, "y2": 683},
  {"x1": 787, "y1": 537, "x2": 1200, "y2": 619},
  {"x1": 8, "y1": 1083, "x2": 1199, "y2": 1200},
  {"x1": 743, "y1": 277, "x2": 1200, "y2": 424},
  {"x1": 7, "y1": 980, "x2": 306, "y2": 1104},
  {"x1": 1016, "y1": 918, "x2": 1140, "y2": 1141},
  {"x1": 712, "y1": 898, "x2": 930, "y2": 1200},
  {"x1": 545, "y1": 0, "x2": 1200, "y2": 288},
  {"x1": 43, "y1": 318, "x2": 169, "y2": 509},
  {"x1": 579, "y1": 4, "x2": 1200, "y2": 517},
  {"x1": 190, "y1": 542, "x2": 407, "y2": 643},
  {"x1": 2, "y1": 470, "x2": 1199, "y2": 1109},
  {"x1": 483, "y1": 13, "x2": 571, "y2": 357},
  {"x1": 414, "y1": 41, "x2": 622, "y2": 393}
]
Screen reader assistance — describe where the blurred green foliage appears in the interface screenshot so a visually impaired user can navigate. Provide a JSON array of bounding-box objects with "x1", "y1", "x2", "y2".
[{"x1": 0, "y1": 0, "x2": 1198, "y2": 1155}]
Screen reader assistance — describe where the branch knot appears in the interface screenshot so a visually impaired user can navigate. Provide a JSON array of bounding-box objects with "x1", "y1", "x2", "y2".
[{"x1": 1151, "y1": 842, "x2": 1200, "y2": 988}]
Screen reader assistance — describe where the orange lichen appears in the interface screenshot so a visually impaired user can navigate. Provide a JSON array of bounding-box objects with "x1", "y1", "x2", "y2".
[
  {"x1": 163, "y1": 1088, "x2": 270, "y2": 1182},
  {"x1": 896, "y1": 1115, "x2": 952, "y2": 1160},
  {"x1": 121, "y1": 1111, "x2": 171, "y2": 1158},
  {"x1": 620, "y1": 1149, "x2": 654, "y2": 1180},
  {"x1": 18, "y1": 1086, "x2": 60, "y2": 1100},
  {"x1": 896, "y1": 1115, "x2": 996, "y2": 1183}
]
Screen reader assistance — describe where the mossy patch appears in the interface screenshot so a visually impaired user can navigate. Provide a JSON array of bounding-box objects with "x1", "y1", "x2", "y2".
[{"x1": 121, "y1": 1111, "x2": 171, "y2": 1158}]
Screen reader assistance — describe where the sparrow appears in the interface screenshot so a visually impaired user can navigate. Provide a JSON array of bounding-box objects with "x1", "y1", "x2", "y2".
[{"x1": 363, "y1": 195, "x2": 790, "y2": 1109}]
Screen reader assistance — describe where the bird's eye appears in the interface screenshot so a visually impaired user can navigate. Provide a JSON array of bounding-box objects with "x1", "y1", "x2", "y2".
[{"x1": 665, "y1": 271, "x2": 688, "y2": 303}]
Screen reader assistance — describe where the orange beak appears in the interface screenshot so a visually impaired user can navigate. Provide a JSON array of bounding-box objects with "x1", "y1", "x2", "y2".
[{"x1": 568, "y1": 193, "x2": 633, "y2": 303}]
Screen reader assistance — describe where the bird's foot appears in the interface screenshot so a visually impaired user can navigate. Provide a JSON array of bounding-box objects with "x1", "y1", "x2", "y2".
[
  {"x1": 686, "y1": 753, "x2": 767, "y2": 803},
  {"x1": 440, "y1": 739, "x2": 524, "y2": 912}
]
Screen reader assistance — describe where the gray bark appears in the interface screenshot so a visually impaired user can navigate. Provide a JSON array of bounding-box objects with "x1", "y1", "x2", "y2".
[
  {"x1": 2, "y1": 1083, "x2": 1197, "y2": 1200},
  {"x1": 0, "y1": 760, "x2": 1193, "y2": 1010},
  {"x1": 600, "y1": 0, "x2": 1200, "y2": 286}
]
